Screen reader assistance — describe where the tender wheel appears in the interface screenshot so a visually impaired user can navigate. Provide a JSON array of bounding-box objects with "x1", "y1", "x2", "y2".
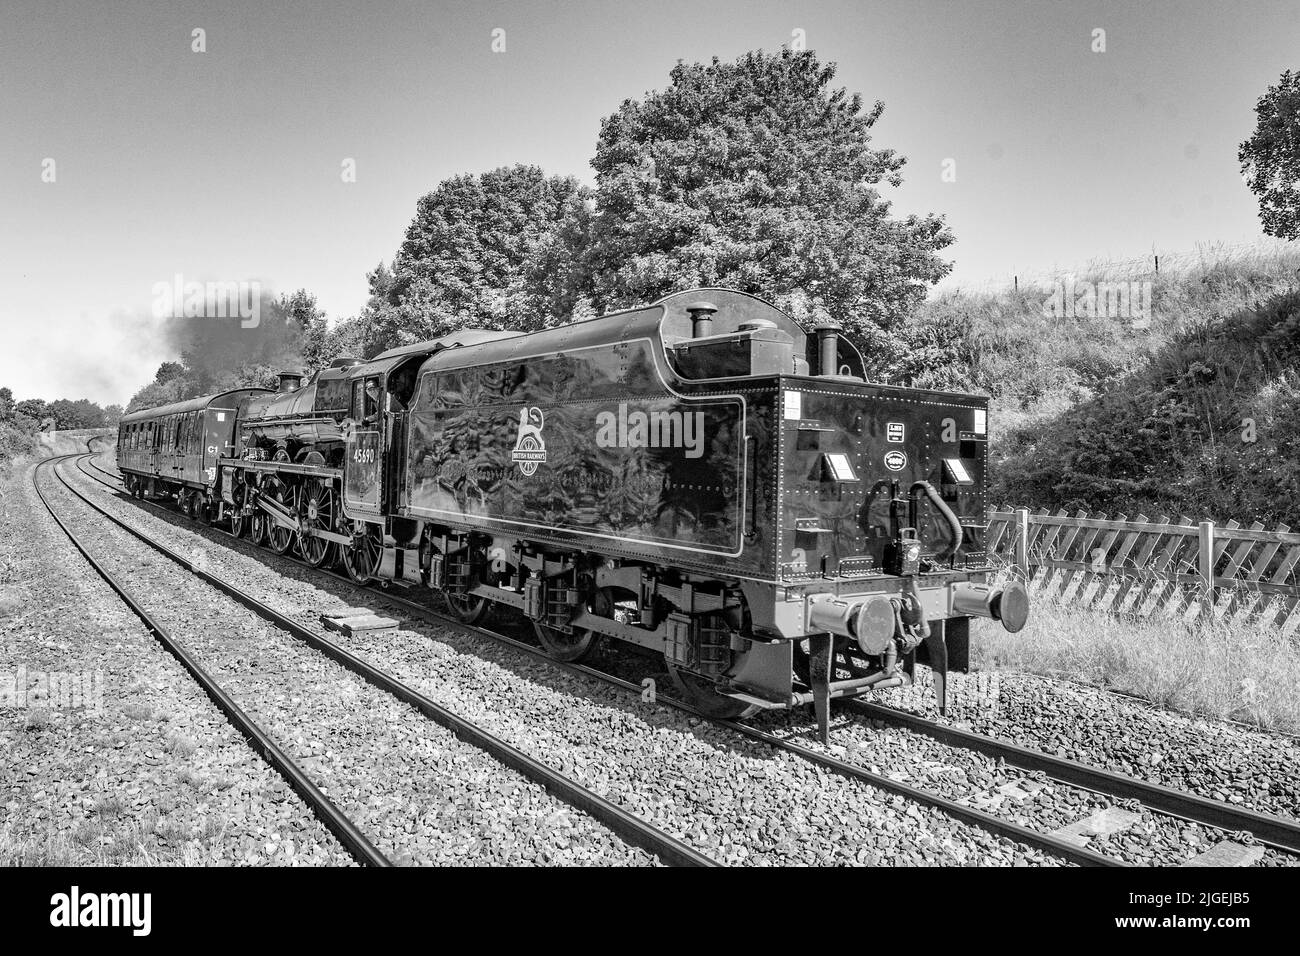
[
  {"x1": 264, "y1": 479, "x2": 295, "y2": 555},
  {"x1": 446, "y1": 593, "x2": 490, "y2": 624},
  {"x1": 343, "y1": 522, "x2": 384, "y2": 584},
  {"x1": 296, "y1": 477, "x2": 337, "y2": 568},
  {"x1": 533, "y1": 622, "x2": 599, "y2": 662},
  {"x1": 665, "y1": 663, "x2": 760, "y2": 719}
]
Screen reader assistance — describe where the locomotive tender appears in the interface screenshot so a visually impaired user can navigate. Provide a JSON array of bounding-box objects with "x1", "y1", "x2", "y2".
[{"x1": 117, "y1": 288, "x2": 1028, "y2": 738}]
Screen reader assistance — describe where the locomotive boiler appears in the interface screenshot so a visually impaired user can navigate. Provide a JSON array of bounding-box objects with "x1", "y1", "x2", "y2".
[{"x1": 116, "y1": 288, "x2": 1028, "y2": 738}]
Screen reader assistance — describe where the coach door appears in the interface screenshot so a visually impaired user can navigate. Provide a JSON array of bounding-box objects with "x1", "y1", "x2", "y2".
[
  {"x1": 203, "y1": 407, "x2": 235, "y2": 486},
  {"x1": 344, "y1": 375, "x2": 383, "y2": 515},
  {"x1": 148, "y1": 421, "x2": 161, "y2": 475}
]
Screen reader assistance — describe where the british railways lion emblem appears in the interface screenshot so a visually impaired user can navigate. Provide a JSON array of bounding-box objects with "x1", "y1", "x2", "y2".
[{"x1": 510, "y1": 406, "x2": 546, "y2": 476}]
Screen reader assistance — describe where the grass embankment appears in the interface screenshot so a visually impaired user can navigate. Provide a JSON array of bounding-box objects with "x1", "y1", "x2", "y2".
[
  {"x1": 971, "y1": 577, "x2": 1300, "y2": 735},
  {"x1": 904, "y1": 241, "x2": 1300, "y2": 527},
  {"x1": 896, "y1": 242, "x2": 1300, "y2": 734}
]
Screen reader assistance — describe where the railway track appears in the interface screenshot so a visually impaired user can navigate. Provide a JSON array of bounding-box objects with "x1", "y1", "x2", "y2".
[
  {"x1": 74, "y1": 452, "x2": 1300, "y2": 866},
  {"x1": 33, "y1": 455, "x2": 389, "y2": 867},
  {"x1": 41, "y1": 454, "x2": 713, "y2": 867}
]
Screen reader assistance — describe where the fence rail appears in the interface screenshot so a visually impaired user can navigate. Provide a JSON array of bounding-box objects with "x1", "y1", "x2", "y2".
[{"x1": 985, "y1": 507, "x2": 1300, "y2": 634}]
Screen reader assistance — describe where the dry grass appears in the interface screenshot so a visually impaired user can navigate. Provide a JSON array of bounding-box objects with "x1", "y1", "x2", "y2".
[
  {"x1": 972, "y1": 574, "x2": 1300, "y2": 735},
  {"x1": 0, "y1": 816, "x2": 213, "y2": 867},
  {"x1": 923, "y1": 238, "x2": 1300, "y2": 449}
]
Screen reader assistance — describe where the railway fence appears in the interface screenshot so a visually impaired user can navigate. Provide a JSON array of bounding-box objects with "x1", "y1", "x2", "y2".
[{"x1": 985, "y1": 507, "x2": 1300, "y2": 635}]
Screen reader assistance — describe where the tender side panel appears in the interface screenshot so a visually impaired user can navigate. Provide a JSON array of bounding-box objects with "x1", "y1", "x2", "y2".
[{"x1": 405, "y1": 340, "x2": 768, "y2": 571}]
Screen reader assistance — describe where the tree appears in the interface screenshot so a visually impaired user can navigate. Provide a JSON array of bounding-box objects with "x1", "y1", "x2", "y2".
[
  {"x1": 15, "y1": 398, "x2": 47, "y2": 421},
  {"x1": 103, "y1": 404, "x2": 124, "y2": 426},
  {"x1": 127, "y1": 379, "x2": 186, "y2": 413},
  {"x1": 47, "y1": 399, "x2": 106, "y2": 429},
  {"x1": 1240, "y1": 69, "x2": 1300, "y2": 240},
  {"x1": 559, "y1": 49, "x2": 953, "y2": 340},
  {"x1": 379, "y1": 164, "x2": 587, "y2": 346},
  {"x1": 154, "y1": 361, "x2": 186, "y2": 385},
  {"x1": 0, "y1": 387, "x2": 12, "y2": 421}
]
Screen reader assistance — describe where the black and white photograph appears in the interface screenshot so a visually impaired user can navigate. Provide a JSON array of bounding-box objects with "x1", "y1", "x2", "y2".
[{"x1": 1, "y1": 0, "x2": 1296, "y2": 934}]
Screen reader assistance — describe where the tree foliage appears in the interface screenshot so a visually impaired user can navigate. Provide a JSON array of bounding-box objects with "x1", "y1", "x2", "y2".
[
  {"x1": 1240, "y1": 69, "x2": 1300, "y2": 241},
  {"x1": 549, "y1": 49, "x2": 953, "y2": 338},
  {"x1": 335, "y1": 166, "x2": 588, "y2": 356},
  {"x1": 326, "y1": 51, "x2": 950, "y2": 358}
]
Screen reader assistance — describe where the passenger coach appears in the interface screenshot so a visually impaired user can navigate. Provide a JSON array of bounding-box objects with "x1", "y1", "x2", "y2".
[{"x1": 117, "y1": 388, "x2": 270, "y2": 518}]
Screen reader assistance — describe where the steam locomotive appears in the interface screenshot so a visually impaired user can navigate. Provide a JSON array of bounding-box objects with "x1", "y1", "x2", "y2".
[{"x1": 116, "y1": 288, "x2": 1028, "y2": 738}]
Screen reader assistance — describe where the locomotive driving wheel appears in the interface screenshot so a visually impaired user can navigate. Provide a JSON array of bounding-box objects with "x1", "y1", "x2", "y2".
[
  {"x1": 248, "y1": 490, "x2": 269, "y2": 547},
  {"x1": 264, "y1": 478, "x2": 295, "y2": 555},
  {"x1": 296, "y1": 477, "x2": 336, "y2": 568},
  {"x1": 342, "y1": 522, "x2": 384, "y2": 584}
]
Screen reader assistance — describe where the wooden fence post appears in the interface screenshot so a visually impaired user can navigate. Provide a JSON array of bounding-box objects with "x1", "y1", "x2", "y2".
[
  {"x1": 1198, "y1": 521, "x2": 1216, "y2": 611},
  {"x1": 1015, "y1": 508, "x2": 1030, "y2": 581}
]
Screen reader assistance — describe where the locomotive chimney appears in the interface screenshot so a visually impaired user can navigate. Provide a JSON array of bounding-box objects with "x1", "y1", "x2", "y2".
[
  {"x1": 814, "y1": 320, "x2": 842, "y2": 376},
  {"x1": 685, "y1": 301, "x2": 718, "y2": 339},
  {"x1": 277, "y1": 371, "x2": 304, "y2": 393}
]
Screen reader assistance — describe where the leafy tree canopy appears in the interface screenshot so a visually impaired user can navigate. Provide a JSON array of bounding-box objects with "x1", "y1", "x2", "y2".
[
  {"x1": 566, "y1": 48, "x2": 953, "y2": 339},
  {"x1": 1240, "y1": 69, "x2": 1300, "y2": 241}
]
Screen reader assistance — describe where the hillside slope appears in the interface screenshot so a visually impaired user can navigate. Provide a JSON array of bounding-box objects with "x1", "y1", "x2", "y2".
[{"x1": 895, "y1": 243, "x2": 1300, "y2": 526}]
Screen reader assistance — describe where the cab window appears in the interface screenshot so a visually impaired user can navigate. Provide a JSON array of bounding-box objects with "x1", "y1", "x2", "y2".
[{"x1": 351, "y1": 377, "x2": 381, "y2": 424}]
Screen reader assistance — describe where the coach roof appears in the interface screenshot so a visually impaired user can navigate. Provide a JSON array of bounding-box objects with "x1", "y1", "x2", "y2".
[{"x1": 118, "y1": 388, "x2": 271, "y2": 425}]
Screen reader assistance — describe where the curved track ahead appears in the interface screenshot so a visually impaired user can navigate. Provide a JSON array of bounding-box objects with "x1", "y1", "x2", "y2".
[
  {"x1": 46, "y1": 454, "x2": 715, "y2": 868},
  {"x1": 34, "y1": 455, "x2": 390, "y2": 867}
]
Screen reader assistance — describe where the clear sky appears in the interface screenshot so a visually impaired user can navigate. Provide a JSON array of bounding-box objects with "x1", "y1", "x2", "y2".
[{"x1": 1, "y1": 0, "x2": 1296, "y2": 405}]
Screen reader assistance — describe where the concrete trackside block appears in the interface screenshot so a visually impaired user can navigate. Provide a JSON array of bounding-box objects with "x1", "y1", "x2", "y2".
[
  {"x1": 320, "y1": 613, "x2": 398, "y2": 636},
  {"x1": 1051, "y1": 807, "x2": 1141, "y2": 847},
  {"x1": 1180, "y1": 842, "x2": 1265, "y2": 867}
]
